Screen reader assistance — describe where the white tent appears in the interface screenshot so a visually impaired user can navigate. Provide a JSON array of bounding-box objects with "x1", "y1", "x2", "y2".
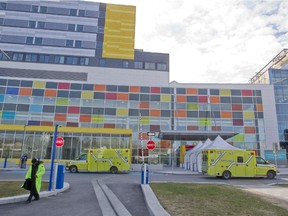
[
  {"x1": 206, "y1": 135, "x2": 244, "y2": 150},
  {"x1": 183, "y1": 141, "x2": 203, "y2": 170},
  {"x1": 196, "y1": 135, "x2": 244, "y2": 172},
  {"x1": 191, "y1": 139, "x2": 212, "y2": 172}
]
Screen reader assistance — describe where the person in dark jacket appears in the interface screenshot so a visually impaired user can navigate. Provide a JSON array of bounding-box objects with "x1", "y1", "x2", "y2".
[
  {"x1": 20, "y1": 154, "x2": 28, "y2": 168},
  {"x1": 25, "y1": 158, "x2": 46, "y2": 203}
]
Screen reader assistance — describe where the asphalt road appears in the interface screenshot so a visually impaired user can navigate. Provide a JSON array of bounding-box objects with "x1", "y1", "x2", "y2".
[{"x1": 1, "y1": 169, "x2": 288, "y2": 216}]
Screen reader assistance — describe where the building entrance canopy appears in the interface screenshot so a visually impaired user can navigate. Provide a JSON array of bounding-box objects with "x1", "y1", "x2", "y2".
[{"x1": 157, "y1": 130, "x2": 238, "y2": 141}]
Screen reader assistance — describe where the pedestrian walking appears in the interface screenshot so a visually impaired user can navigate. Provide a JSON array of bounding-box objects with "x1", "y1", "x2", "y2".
[
  {"x1": 25, "y1": 158, "x2": 46, "y2": 203},
  {"x1": 20, "y1": 154, "x2": 28, "y2": 168}
]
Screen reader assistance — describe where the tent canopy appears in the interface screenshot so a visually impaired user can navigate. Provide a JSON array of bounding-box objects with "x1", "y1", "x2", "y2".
[
  {"x1": 158, "y1": 131, "x2": 238, "y2": 141},
  {"x1": 185, "y1": 141, "x2": 203, "y2": 157},
  {"x1": 206, "y1": 135, "x2": 244, "y2": 150}
]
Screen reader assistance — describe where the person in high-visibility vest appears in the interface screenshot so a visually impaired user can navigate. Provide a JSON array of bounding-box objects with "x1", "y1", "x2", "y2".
[{"x1": 25, "y1": 158, "x2": 46, "y2": 203}]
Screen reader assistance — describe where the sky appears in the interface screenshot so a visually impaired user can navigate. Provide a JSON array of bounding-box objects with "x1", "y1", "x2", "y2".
[{"x1": 89, "y1": 0, "x2": 288, "y2": 84}]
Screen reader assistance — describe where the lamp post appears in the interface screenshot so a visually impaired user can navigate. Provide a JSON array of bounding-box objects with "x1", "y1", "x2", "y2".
[
  {"x1": 20, "y1": 124, "x2": 28, "y2": 158},
  {"x1": 48, "y1": 124, "x2": 60, "y2": 191}
]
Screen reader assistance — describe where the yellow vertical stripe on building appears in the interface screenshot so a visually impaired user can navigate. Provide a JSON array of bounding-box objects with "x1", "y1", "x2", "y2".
[{"x1": 103, "y1": 4, "x2": 136, "y2": 60}]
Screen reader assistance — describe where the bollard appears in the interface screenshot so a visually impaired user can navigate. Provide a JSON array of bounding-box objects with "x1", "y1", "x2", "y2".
[
  {"x1": 141, "y1": 163, "x2": 149, "y2": 184},
  {"x1": 141, "y1": 163, "x2": 145, "y2": 184},
  {"x1": 3, "y1": 157, "x2": 7, "y2": 168},
  {"x1": 146, "y1": 164, "x2": 149, "y2": 184},
  {"x1": 56, "y1": 165, "x2": 65, "y2": 189}
]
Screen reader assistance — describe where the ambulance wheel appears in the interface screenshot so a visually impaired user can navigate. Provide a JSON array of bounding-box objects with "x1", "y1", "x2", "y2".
[
  {"x1": 70, "y1": 165, "x2": 78, "y2": 173},
  {"x1": 110, "y1": 166, "x2": 118, "y2": 174},
  {"x1": 267, "y1": 170, "x2": 276, "y2": 179},
  {"x1": 222, "y1": 171, "x2": 231, "y2": 180}
]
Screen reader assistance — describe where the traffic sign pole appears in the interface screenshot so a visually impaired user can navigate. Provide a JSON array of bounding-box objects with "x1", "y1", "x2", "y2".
[{"x1": 49, "y1": 124, "x2": 59, "y2": 191}]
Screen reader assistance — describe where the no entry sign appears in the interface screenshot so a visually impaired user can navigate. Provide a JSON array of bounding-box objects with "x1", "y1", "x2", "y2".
[
  {"x1": 56, "y1": 137, "x2": 64, "y2": 147},
  {"x1": 146, "y1": 140, "x2": 156, "y2": 150}
]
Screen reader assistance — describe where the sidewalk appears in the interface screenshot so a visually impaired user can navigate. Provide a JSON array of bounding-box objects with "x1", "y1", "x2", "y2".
[
  {"x1": 0, "y1": 182, "x2": 70, "y2": 205},
  {"x1": 238, "y1": 183, "x2": 288, "y2": 210}
]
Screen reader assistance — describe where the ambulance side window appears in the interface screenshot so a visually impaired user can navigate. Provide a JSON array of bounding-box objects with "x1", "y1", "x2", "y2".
[
  {"x1": 78, "y1": 154, "x2": 87, "y2": 160},
  {"x1": 237, "y1": 156, "x2": 243, "y2": 163},
  {"x1": 256, "y1": 157, "x2": 266, "y2": 164}
]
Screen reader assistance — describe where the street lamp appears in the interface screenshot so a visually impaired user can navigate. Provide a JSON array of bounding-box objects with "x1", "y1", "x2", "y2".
[
  {"x1": 48, "y1": 124, "x2": 61, "y2": 191},
  {"x1": 20, "y1": 124, "x2": 28, "y2": 158}
]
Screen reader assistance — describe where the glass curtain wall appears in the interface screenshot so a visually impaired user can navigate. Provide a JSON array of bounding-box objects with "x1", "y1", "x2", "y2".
[{"x1": 1, "y1": 131, "x2": 131, "y2": 160}]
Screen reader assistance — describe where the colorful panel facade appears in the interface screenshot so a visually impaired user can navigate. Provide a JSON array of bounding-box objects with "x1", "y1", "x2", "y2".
[{"x1": 0, "y1": 78, "x2": 265, "y2": 154}]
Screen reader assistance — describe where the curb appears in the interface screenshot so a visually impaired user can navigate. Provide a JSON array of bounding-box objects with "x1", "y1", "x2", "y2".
[
  {"x1": 0, "y1": 182, "x2": 70, "y2": 205},
  {"x1": 98, "y1": 180, "x2": 132, "y2": 216},
  {"x1": 91, "y1": 179, "x2": 117, "y2": 216},
  {"x1": 141, "y1": 184, "x2": 170, "y2": 216}
]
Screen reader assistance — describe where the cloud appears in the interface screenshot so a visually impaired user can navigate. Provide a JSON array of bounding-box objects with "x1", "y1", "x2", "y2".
[{"x1": 90, "y1": 0, "x2": 288, "y2": 83}]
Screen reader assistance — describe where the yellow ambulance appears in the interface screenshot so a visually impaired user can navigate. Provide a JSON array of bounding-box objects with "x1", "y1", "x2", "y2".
[
  {"x1": 66, "y1": 148, "x2": 131, "y2": 174},
  {"x1": 202, "y1": 149, "x2": 277, "y2": 179}
]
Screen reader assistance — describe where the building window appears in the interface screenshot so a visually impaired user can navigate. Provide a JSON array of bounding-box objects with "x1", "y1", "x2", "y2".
[
  {"x1": 26, "y1": 37, "x2": 33, "y2": 45},
  {"x1": 40, "y1": 6, "x2": 47, "y2": 13},
  {"x1": 237, "y1": 156, "x2": 244, "y2": 163},
  {"x1": 25, "y1": 54, "x2": 38, "y2": 62},
  {"x1": 54, "y1": 56, "x2": 65, "y2": 64},
  {"x1": 66, "y1": 56, "x2": 78, "y2": 65},
  {"x1": 0, "y1": 3, "x2": 7, "y2": 10},
  {"x1": 29, "y1": 21, "x2": 36, "y2": 28},
  {"x1": 70, "y1": 9, "x2": 77, "y2": 16},
  {"x1": 80, "y1": 57, "x2": 89, "y2": 65},
  {"x1": 39, "y1": 55, "x2": 49, "y2": 63},
  {"x1": 123, "y1": 61, "x2": 129, "y2": 68},
  {"x1": 76, "y1": 25, "x2": 83, "y2": 32},
  {"x1": 66, "y1": 40, "x2": 74, "y2": 47},
  {"x1": 75, "y1": 40, "x2": 82, "y2": 48},
  {"x1": 79, "y1": 10, "x2": 85, "y2": 17},
  {"x1": 145, "y1": 62, "x2": 156, "y2": 70},
  {"x1": 68, "y1": 24, "x2": 75, "y2": 31},
  {"x1": 12, "y1": 53, "x2": 24, "y2": 61},
  {"x1": 0, "y1": 52, "x2": 9, "y2": 60},
  {"x1": 99, "y1": 59, "x2": 106, "y2": 66},
  {"x1": 34, "y1": 37, "x2": 43, "y2": 45},
  {"x1": 134, "y1": 61, "x2": 143, "y2": 69},
  {"x1": 32, "y1": 5, "x2": 39, "y2": 13},
  {"x1": 157, "y1": 63, "x2": 167, "y2": 71},
  {"x1": 37, "y1": 21, "x2": 45, "y2": 29}
]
